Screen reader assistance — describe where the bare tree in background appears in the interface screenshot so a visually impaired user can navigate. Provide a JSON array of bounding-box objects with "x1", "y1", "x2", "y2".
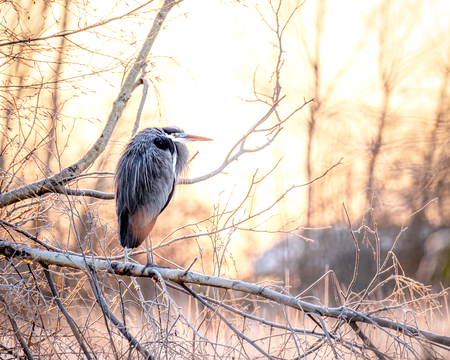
[
  {"x1": 0, "y1": 0, "x2": 450, "y2": 359},
  {"x1": 365, "y1": 0, "x2": 424, "y2": 204},
  {"x1": 408, "y1": 42, "x2": 450, "y2": 225},
  {"x1": 304, "y1": 0, "x2": 326, "y2": 226}
]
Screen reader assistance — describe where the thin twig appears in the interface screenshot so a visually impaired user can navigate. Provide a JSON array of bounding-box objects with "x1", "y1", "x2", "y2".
[
  {"x1": 132, "y1": 65, "x2": 149, "y2": 137},
  {"x1": 0, "y1": 294, "x2": 35, "y2": 360},
  {"x1": 0, "y1": 218, "x2": 78, "y2": 254},
  {"x1": 342, "y1": 203, "x2": 360, "y2": 301},
  {"x1": 182, "y1": 284, "x2": 275, "y2": 360},
  {"x1": 316, "y1": 315, "x2": 338, "y2": 359}
]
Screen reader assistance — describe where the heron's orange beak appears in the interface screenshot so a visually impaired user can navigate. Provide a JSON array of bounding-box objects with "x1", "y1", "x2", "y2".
[{"x1": 183, "y1": 134, "x2": 213, "y2": 142}]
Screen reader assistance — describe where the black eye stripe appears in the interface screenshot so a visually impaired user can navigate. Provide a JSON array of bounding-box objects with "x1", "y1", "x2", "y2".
[{"x1": 154, "y1": 136, "x2": 175, "y2": 153}]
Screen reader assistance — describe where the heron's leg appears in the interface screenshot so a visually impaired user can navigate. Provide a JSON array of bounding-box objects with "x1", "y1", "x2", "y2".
[
  {"x1": 145, "y1": 235, "x2": 154, "y2": 266},
  {"x1": 124, "y1": 247, "x2": 130, "y2": 263}
]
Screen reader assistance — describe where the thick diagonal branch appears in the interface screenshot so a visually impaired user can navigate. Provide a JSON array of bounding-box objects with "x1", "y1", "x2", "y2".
[{"x1": 0, "y1": 0, "x2": 178, "y2": 209}]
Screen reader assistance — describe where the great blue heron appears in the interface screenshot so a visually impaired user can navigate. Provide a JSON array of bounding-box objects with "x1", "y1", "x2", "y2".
[{"x1": 115, "y1": 126, "x2": 212, "y2": 266}]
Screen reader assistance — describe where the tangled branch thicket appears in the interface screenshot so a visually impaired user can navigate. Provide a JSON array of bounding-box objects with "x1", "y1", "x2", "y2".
[{"x1": 1, "y1": 0, "x2": 449, "y2": 359}]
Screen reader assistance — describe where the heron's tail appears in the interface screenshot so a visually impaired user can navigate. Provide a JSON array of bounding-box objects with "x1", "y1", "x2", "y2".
[{"x1": 119, "y1": 210, "x2": 156, "y2": 249}]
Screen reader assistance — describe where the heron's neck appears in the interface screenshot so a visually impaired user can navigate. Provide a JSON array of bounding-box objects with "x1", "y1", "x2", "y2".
[{"x1": 174, "y1": 142, "x2": 189, "y2": 176}]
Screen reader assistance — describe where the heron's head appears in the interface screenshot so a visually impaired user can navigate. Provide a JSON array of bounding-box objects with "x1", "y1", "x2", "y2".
[{"x1": 162, "y1": 126, "x2": 213, "y2": 143}]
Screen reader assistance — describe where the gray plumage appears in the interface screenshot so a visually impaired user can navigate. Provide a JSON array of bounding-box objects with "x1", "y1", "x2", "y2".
[{"x1": 115, "y1": 126, "x2": 211, "y2": 252}]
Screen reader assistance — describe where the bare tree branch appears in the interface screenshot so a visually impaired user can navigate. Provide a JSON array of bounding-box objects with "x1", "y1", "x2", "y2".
[
  {"x1": 1, "y1": 238, "x2": 450, "y2": 350},
  {"x1": 48, "y1": 187, "x2": 115, "y2": 200},
  {"x1": 132, "y1": 66, "x2": 150, "y2": 137},
  {"x1": 180, "y1": 96, "x2": 289, "y2": 185}
]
